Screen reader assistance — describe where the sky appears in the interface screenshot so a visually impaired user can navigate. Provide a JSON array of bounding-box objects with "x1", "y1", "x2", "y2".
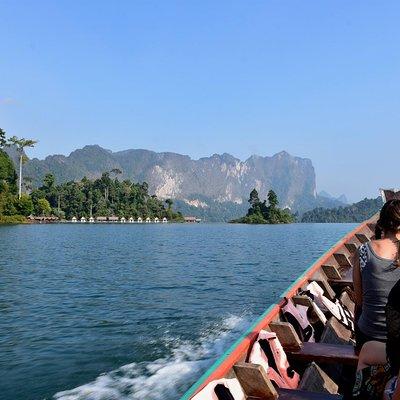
[{"x1": 1, "y1": 1, "x2": 399, "y2": 202}]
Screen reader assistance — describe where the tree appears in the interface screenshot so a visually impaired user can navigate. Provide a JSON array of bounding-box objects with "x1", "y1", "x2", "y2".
[
  {"x1": 7, "y1": 136, "x2": 37, "y2": 198},
  {"x1": 267, "y1": 190, "x2": 279, "y2": 209},
  {"x1": 35, "y1": 198, "x2": 52, "y2": 216},
  {"x1": 165, "y1": 199, "x2": 173, "y2": 210},
  {"x1": 248, "y1": 189, "x2": 260, "y2": 207},
  {"x1": 0, "y1": 149, "x2": 17, "y2": 194},
  {"x1": 0, "y1": 128, "x2": 6, "y2": 148},
  {"x1": 110, "y1": 168, "x2": 122, "y2": 177},
  {"x1": 15, "y1": 194, "x2": 34, "y2": 216},
  {"x1": 43, "y1": 173, "x2": 56, "y2": 190},
  {"x1": 100, "y1": 172, "x2": 111, "y2": 201}
]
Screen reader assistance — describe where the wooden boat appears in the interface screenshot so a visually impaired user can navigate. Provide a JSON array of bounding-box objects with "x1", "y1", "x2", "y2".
[{"x1": 181, "y1": 189, "x2": 400, "y2": 400}]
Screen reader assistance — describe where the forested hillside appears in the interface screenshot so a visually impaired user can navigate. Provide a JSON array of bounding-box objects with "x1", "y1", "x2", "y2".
[
  {"x1": 31, "y1": 173, "x2": 184, "y2": 220},
  {"x1": 301, "y1": 197, "x2": 382, "y2": 223}
]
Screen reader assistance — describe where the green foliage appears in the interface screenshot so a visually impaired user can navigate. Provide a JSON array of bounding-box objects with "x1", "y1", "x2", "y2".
[
  {"x1": 0, "y1": 128, "x2": 6, "y2": 148},
  {"x1": 231, "y1": 189, "x2": 295, "y2": 224},
  {"x1": 0, "y1": 190, "x2": 17, "y2": 216},
  {"x1": 35, "y1": 198, "x2": 52, "y2": 216},
  {"x1": 7, "y1": 135, "x2": 38, "y2": 198},
  {"x1": 0, "y1": 149, "x2": 20, "y2": 220},
  {"x1": 0, "y1": 149, "x2": 17, "y2": 194},
  {"x1": 232, "y1": 213, "x2": 267, "y2": 224},
  {"x1": 15, "y1": 194, "x2": 34, "y2": 216},
  {"x1": 30, "y1": 173, "x2": 184, "y2": 221},
  {"x1": 248, "y1": 189, "x2": 261, "y2": 207},
  {"x1": 301, "y1": 197, "x2": 383, "y2": 223},
  {"x1": 0, "y1": 215, "x2": 26, "y2": 224},
  {"x1": 267, "y1": 190, "x2": 278, "y2": 208},
  {"x1": 8, "y1": 136, "x2": 38, "y2": 152}
]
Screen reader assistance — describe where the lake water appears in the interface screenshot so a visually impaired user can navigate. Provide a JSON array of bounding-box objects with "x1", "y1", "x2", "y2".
[{"x1": 0, "y1": 223, "x2": 356, "y2": 400}]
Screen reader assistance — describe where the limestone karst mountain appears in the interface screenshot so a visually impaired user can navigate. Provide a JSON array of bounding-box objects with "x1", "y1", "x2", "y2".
[{"x1": 6, "y1": 145, "x2": 344, "y2": 220}]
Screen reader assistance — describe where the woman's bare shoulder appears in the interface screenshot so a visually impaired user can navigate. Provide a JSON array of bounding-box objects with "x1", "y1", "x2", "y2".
[{"x1": 369, "y1": 238, "x2": 397, "y2": 259}]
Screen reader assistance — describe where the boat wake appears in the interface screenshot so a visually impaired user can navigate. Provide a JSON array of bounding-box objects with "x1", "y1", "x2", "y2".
[{"x1": 53, "y1": 314, "x2": 252, "y2": 400}]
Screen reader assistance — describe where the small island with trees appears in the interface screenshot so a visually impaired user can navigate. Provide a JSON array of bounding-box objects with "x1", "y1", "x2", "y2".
[{"x1": 230, "y1": 188, "x2": 295, "y2": 224}]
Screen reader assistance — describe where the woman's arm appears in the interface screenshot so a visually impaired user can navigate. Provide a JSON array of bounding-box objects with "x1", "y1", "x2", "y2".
[{"x1": 352, "y1": 250, "x2": 363, "y2": 321}]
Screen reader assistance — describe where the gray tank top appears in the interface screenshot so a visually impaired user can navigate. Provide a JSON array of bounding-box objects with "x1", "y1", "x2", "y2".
[{"x1": 358, "y1": 242, "x2": 400, "y2": 340}]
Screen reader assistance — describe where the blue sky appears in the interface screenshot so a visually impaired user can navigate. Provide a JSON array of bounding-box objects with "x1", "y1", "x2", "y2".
[{"x1": 1, "y1": 1, "x2": 399, "y2": 202}]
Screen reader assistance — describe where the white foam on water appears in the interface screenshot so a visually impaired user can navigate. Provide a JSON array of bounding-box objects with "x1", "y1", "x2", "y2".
[{"x1": 53, "y1": 314, "x2": 252, "y2": 400}]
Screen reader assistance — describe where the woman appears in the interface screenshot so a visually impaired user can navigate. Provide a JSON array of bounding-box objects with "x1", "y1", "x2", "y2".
[
  {"x1": 383, "y1": 277, "x2": 400, "y2": 399},
  {"x1": 352, "y1": 199, "x2": 400, "y2": 399},
  {"x1": 353, "y1": 277, "x2": 400, "y2": 400},
  {"x1": 353, "y1": 199, "x2": 400, "y2": 352}
]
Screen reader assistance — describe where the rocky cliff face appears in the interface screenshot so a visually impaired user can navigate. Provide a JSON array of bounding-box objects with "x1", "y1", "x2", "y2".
[{"x1": 19, "y1": 145, "x2": 319, "y2": 211}]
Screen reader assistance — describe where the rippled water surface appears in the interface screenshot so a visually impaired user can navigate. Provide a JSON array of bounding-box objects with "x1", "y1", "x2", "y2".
[{"x1": 0, "y1": 223, "x2": 356, "y2": 400}]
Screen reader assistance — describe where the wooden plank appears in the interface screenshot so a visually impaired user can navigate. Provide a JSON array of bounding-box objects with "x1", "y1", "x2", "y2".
[
  {"x1": 233, "y1": 363, "x2": 343, "y2": 400},
  {"x1": 299, "y1": 362, "x2": 338, "y2": 394},
  {"x1": 320, "y1": 318, "x2": 352, "y2": 345},
  {"x1": 322, "y1": 265, "x2": 342, "y2": 280},
  {"x1": 328, "y1": 265, "x2": 353, "y2": 288},
  {"x1": 292, "y1": 295, "x2": 314, "y2": 308},
  {"x1": 328, "y1": 278, "x2": 353, "y2": 289},
  {"x1": 333, "y1": 253, "x2": 352, "y2": 268},
  {"x1": 249, "y1": 389, "x2": 343, "y2": 400},
  {"x1": 277, "y1": 389, "x2": 342, "y2": 399},
  {"x1": 344, "y1": 242, "x2": 358, "y2": 254},
  {"x1": 355, "y1": 233, "x2": 369, "y2": 244},
  {"x1": 269, "y1": 321, "x2": 302, "y2": 350},
  {"x1": 233, "y1": 363, "x2": 278, "y2": 400},
  {"x1": 286, "y1": 342, "x2": 358, "y2": 366},
  {"x1": 367, "y1": 223, "x2": 376, "y2": 233}
]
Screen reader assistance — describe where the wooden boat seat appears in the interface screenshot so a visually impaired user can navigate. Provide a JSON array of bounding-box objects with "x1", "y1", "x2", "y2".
[
  {"x1": 355, "y1": 233, "x2": 369, "y2": 244},
  {"x1": 333, "y1": 253, "x2": 352, "y2": 268},
  {"x1": 321, "y1": 265, "x2": 353, "y2": 289},
  {"x1": 286, "y1": 342, "x2": 357, "y2": 366},
  {"x1": 344, "y1": 242, "x2": 358, "y2": 254},
  {"x1": 322, "y1": 265, "x2": 342, "y2": 280},
  {"x1": 269, "y1": 321, "x2": 357, "y2": 366},
  {"x1": 233, "y1": 363, "x2": 342, "y2": 400},
  {"x1": 276, "y1": 389, "x2": 343, "y2": 399},
  {"x1": 328, "y1": 278, "x2": 353, "y2": 289},
  {"x1": 320, "y1": 318, "x2": 353, "y2": 345},
  {"x1": 367, "y1": 223, "x2": 376, "y2": 233}
]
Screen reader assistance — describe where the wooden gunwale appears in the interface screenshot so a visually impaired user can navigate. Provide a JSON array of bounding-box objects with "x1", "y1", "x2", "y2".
[{"x1": 181, "y1": 217, "x2": 376, "y2": 400}]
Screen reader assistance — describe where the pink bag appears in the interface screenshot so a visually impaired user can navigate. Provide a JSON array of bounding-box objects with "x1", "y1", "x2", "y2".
[
  {"x1": 282, "y1": 298, "x2": 315, "y2": 343},
  {"x1": 249, "y1": 330, "x2": 300, "y2": 389}
]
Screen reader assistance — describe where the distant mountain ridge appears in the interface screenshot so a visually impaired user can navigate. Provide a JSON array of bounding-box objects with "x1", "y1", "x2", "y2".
[
  {"x1": 6, "y1": 145, "x2": 345, "y2": 221},
  {"x1": 318, "y1": 190, "x2": 349, "y2": 204}
]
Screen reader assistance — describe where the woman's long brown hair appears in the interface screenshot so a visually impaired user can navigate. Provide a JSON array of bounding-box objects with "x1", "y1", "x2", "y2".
[{"x1": 375, "y1": 199, "x2": 400, "y2": 266}]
